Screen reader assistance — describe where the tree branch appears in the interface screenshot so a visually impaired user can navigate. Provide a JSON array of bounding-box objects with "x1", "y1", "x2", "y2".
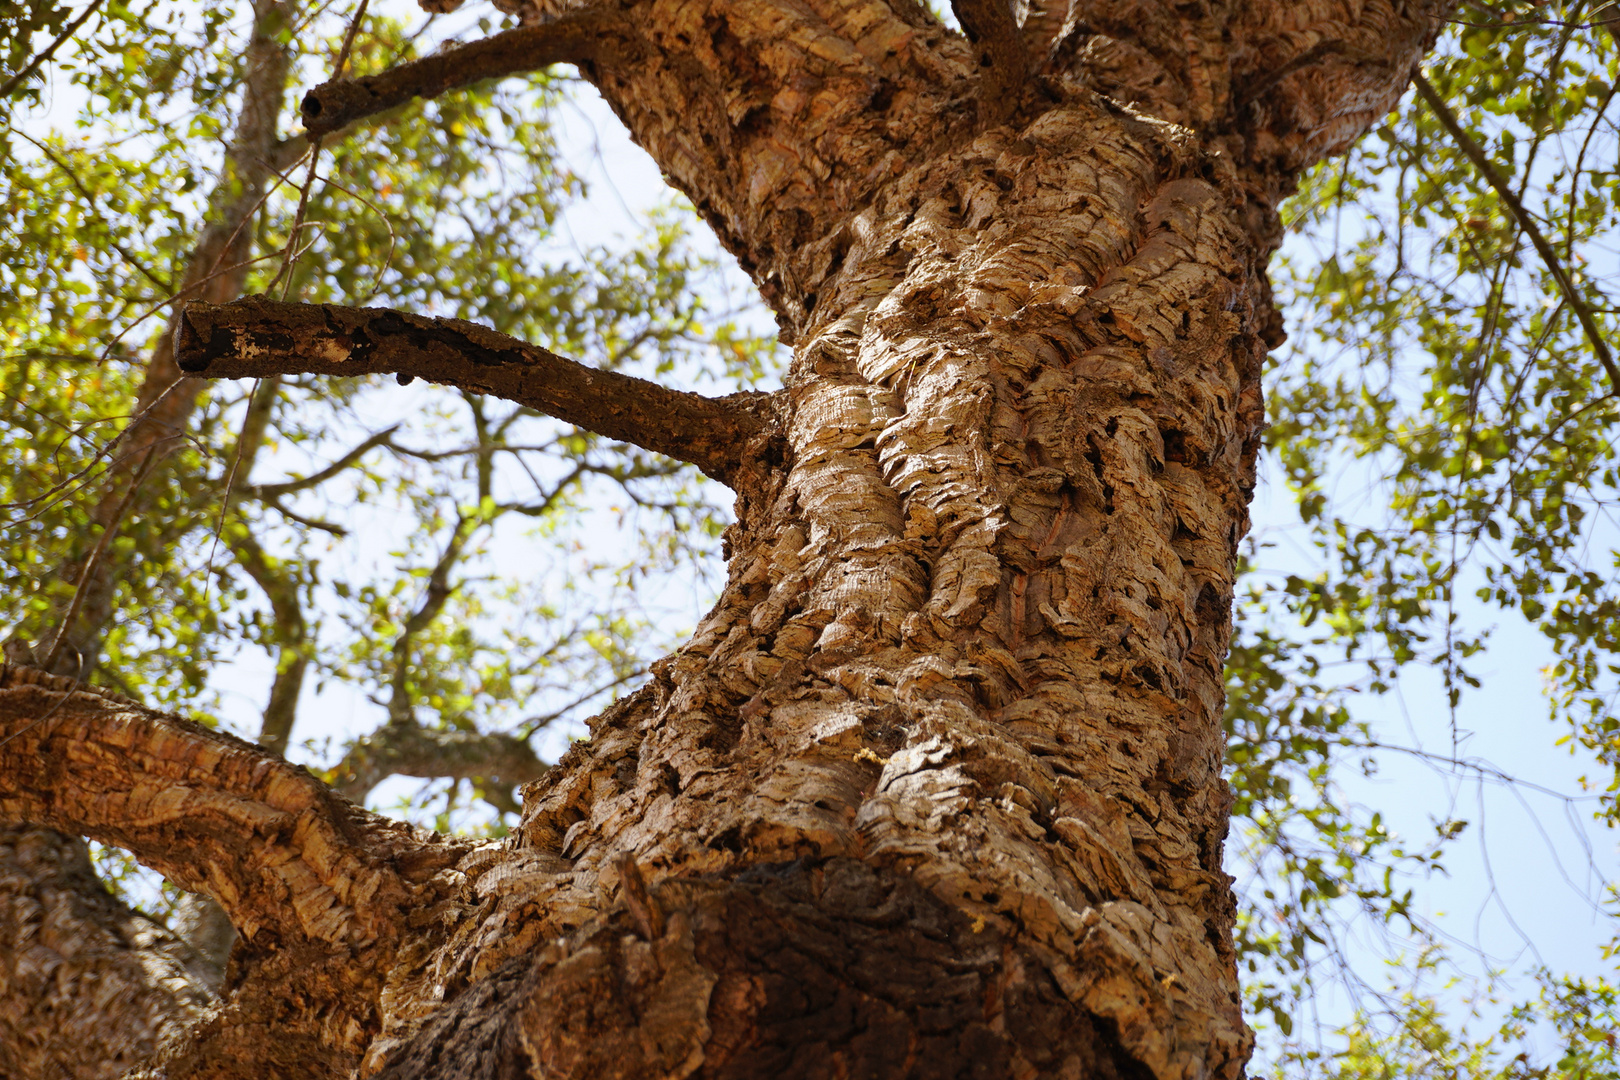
[
  {"x1": 331, "y1": 723, "x2": 549, "y2": 804},
  {"x1": 1413, "y1": 71, "x2": 1620, "y2": 391},
  {"x1": 0, "y1": 664, "x2": 462, "y2": 949},
  {"x1": 952, "y1": 0, "x2": 1029, "y2": 118},
  {"x1": 0, "y1": 0, "x2": 108, "y2": 100},
  {"x1": 228, "y1": 523, "x2": 310, "y2": 757},
  {"x1": 242, "y1": 423, "x2": 399, "y2": 501},
  {"x1": 176, "y1": 297, "x2": 776, "y2": 484},
  {"x1": 383, "y1": 511, "x2": 477, "y2": 728},
  {"x1": 298, "y1": 10, "x2": 628, "y2": 139}
]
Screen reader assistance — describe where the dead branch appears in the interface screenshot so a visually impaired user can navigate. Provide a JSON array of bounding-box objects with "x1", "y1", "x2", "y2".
[
  {"x1": 176, "y1": 297, "x2": 776, "y2": 484},
  {"x1": 298, "y1": 10, "x2": 629, "y2": 139}
]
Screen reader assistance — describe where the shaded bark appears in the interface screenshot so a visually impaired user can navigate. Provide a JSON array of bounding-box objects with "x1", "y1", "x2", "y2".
[
  {"x1": 5, "y1": 0, "x2": 1453, "y2": 1076},
  {"x1": 0, "y1": 825, "x2": 217, "y2": 1080},
  {"x1": 0, "y1": 664, "x2": 476, "y2": 1078}
]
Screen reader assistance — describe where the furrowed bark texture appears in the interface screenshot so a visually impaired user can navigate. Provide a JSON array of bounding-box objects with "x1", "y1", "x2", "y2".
[
  {"x1": 347, "y1": 0, "x2": 1445, "y2": 1076},
  {"x1": 7, "y1": 0, "x2": 1448, "y2": 1076},
  {"x1": 0, "y1": 825, "x2": 218, "y2": 1079},
  {"x1": 0, "y1": 665, "x2": 476, "y2": 1079}
]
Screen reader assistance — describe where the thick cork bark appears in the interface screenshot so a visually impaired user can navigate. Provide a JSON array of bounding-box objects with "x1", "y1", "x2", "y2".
[{"x1": 0, "y1": 0, "x2": 1448, "y2": 1075}]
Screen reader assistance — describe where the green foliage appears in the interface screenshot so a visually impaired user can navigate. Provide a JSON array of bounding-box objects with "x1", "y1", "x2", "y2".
[
  {"x1": 1265, "y1": 948, "x2": 1620, "y2": 1080},
  {"x1": 1230, "y1": 0, "x2": 1620, "y2": 1066},
  {"x1": 0, "y1": 0, "x2": 776, "y2": 818}
]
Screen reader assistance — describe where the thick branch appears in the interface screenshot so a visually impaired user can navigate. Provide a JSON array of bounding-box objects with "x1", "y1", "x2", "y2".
[
  {"x1": 176, "y1": 297, "x2": 776, "y2": 484},
  {"x1": 0, "y1": 664, "x2": 451, "y2": 950},
  {"x1": 1413, "y1": 72, "x2": 1620, "y2": 392},
  {"x1": 0, "y1": 826, "x2": 217, "y2": 1078},
  {"x1": 298, "y1": 10, "x2": 627, "y2": 139}
]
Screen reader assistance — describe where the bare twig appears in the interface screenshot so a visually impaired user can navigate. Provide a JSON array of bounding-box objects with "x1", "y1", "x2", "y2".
[
  {"x1": 242, "y1": 423, "x2": 400, "y2": 500},
  {"x1": 267, "y1": 0, "x2": 370, "y2": 298},
  {"x1": 41, "y1": 449, "x2": 160, "y2": 672},
  {"x1": 8, "y1": 129, "x2": 172, "y2": 292}
]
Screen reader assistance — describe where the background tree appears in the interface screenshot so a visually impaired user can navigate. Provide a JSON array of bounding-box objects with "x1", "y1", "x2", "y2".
[{"x1": 0, "y1": 0, "x2": 1615, "y2": 1078}]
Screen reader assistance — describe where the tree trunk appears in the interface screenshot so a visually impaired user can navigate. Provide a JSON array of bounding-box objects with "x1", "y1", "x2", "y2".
[{"x1": 0, "y1": 0, "x2": 1448, "y2": 1076}]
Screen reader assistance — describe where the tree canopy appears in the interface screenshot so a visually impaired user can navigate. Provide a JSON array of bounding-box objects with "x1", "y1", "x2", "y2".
[{"x1": 1, "y1": 0, "x2": 1617, "y2": 1075}]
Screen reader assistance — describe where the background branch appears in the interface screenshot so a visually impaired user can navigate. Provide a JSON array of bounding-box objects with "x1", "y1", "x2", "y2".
[
  {"x1": 331, "y1": 723, "x2": 549, "y2": 805},
  {"x1": 1413, "y1": 71, "x2": 1620, "y2": 390},
  {"x1": 951, "y1": 0, "x2": 1029, "y2": 118}
]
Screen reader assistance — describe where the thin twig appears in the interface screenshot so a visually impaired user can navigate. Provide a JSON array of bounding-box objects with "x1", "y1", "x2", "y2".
[
  {"x1": 307, "y1": 170, "x2": 397, "y2": 298},
  {"x1": 1413, "y1": 71, "x2": 1620, "y2": 390},
  {"x1": 271, "y1": 141, "x2": 324, "y2": 299},
  {"x1": 8, "y1": 128, "x2": 172, "y2": 292},
  {"x1": 268, "y1": 0, "x2": 370, "y2": 299},
  {"x1": 41, "y1": 450, "x2": 160, "y2": 671},
  {"x1": 0, "y1": 0, "x2": 108, "y2": 100},
  {"x1": 243, "y1": 423, "x2": 400, "y2": 500},
  {"x1": 96, "y1": 246, "x2": 295, "y2": 367}
]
